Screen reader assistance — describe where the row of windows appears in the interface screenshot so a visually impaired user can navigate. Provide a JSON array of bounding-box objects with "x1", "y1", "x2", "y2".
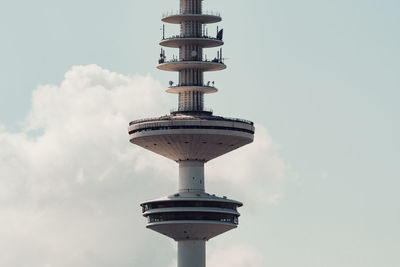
[
  {"x1": 148, "y1": 212, "x2": 238, "y2": 225},
  {"x1": 129, "y1": 125, "x2": 254, "y2": 135},
  {"x1": 142, "y1": 200, "x2": 238, "y2": 213}
]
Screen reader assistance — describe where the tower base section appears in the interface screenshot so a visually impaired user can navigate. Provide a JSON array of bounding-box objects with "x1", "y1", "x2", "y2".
[{"x1": 178, "y1": 240, "x2": 205, "y2": 267}]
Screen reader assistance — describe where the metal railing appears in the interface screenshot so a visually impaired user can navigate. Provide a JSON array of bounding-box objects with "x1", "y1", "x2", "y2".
[
  {"x1": 170, "y1": 107, "x2": 213, "y2": 114},
  {"x1": 158, "y1": 57, "x2": 224, "y2": 64},
  {"x1": 162, "y1": 35, "x2": 222, "y2": 41},
  {"x1": 168, "y1": 83, "x2": 216, "y2": 89},
  {"x1": 129, "y1": 117, "x2": 167, "y2": 125},
  {"x1": 162, "y1": 10, "x2": 221, "y2": 18},
  {"x1": 220, "y1": 117, "x2": 254, "y2": 126},
  {"x1": 129, "y1": 114, "x2": 254, "y2": 126}
]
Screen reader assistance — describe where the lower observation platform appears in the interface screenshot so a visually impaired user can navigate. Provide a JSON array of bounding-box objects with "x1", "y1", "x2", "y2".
[
  {"x1": 141, "y1": 192, "x2": 242, "y2": 241},
  {"x1": 129, "y1": 113, "x2": 254, "y2": 162}
]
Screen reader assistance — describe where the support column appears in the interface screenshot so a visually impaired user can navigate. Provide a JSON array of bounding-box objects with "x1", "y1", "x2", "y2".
[
  {"x1": 178, "y1": 240, "x2": 206, "y2": 267},
  {"x1": 179, "y1": 161, "x2": 205, "y2": 192}
]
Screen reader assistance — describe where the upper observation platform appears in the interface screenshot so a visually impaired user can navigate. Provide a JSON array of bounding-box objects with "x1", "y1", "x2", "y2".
[
  {"x1": 162, "y1": 12, "x2": 221, "y2": 24},
  {"x1": 129, "y1": 114, "x2": 254, "y2": 162},
  {"x1": 160, "y1": 36, "x2": 223, "y2": 48},
  {"x1": 157, "y1": 59, "x2": 226, "y2": 72}
]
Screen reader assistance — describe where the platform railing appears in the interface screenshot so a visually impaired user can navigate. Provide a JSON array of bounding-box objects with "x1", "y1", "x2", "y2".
[
  {"x1": 162, "y1": 10, "x2": 221, "y2": 18},
  {"x1": 161, "y1": 34, "x2": 222, "y2": 41},
  {"x1": 158, "y1": 57, "x2": 224, "y2": 64},
  {"x1": 170, "y1": 107, "x2": 213, "y2": 114},
  {"x1": 129, "y1": 114, "x2": 254, "y2": 126},
  {"x1": 168, "y1": 83, "x2": 216, "y2": 89}
]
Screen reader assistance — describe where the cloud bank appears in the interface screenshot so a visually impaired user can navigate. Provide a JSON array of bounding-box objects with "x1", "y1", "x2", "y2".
[{"x1": 0, "y1": 65, "x2": 288, "y2": 266}]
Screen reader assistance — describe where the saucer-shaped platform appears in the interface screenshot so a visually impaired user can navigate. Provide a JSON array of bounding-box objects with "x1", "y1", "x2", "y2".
[
  {"x1": 129, "y1": 114, "x2": 255, "y2": 162},
  {"x1": 141, "y1": 192, "x2": 242, "y2": 241}
]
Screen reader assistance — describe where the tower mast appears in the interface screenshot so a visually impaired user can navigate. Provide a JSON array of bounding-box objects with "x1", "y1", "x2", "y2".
[
  {"x1": 129, "y1": 1, "x2": 255, "y2": 266},
  {"x1": 159, "y1": 0, "x2": 224, "y2": 114}
]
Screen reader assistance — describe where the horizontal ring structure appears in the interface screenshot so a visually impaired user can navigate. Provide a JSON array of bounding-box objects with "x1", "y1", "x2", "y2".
[
  {"x1": 129, "y1": 125, "x2": 254, "y2": 135},
  {"x1": 166, "y1": 85, "x2": 217, "y2": 94},
  {"x1": 142, "y1": 199, "x2": 242, "y2": 213},
  {"x1": 129, "y1": 115, "x2": 254, "y2": 127},
  {"x1": 141, "y1": 193, "x2": 242, "y2": 241},
  {"x1": 160, "y1": 37, "x2": 223, "y2": 48},
  {"x1": 162, "y1": 13, "x2": 221, "y2": 24},
  {"x1": 128, "y1": 116, "x2": 254, "y2": 161},
  {"x1": 147, "y1": 212, "x2": 238, "y2": 225},
  {"x1": 170, "y1": 108, "x2": 214, "y2": 115},
  {"x1": 129, "y1": 116, "x2": 254, "y2": 131},
  {"x1": 157, "y1": 60, "x2": 226, "y2": 72},
  {"x1": 146, "y1": 220, "x2": 237, "y2": 241},
  {"x1": 142, "y1": 193, "x2": 243, "y2": 207},
  {"x1": 143, "y1": 207, "x2": 240, "y2": 216}
]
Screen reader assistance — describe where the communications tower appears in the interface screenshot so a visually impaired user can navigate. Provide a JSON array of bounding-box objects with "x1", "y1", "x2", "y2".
[{"x1": 129, "y1": 1, "x2": 255, "y2": 266}]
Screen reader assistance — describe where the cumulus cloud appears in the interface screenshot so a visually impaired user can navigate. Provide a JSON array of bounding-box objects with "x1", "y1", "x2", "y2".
[
  {"x1": 0, "y1": 65, "x2": 176, "y2": 267},
  {"x1": 0, "y1": 64, "x2": 289, "y2": 266},
  {"x1": 207, "y1": 125, "x2": 289, "y2": 206}
]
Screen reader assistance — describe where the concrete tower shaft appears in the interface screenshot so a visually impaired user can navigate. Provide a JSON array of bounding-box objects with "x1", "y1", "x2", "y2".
[
  {"x1": 179, "y1": 161, "x2": 205, "y2": 193},
  {"x1": 180, "y1": 0, "x2": 203, "y2": 14},
  {"x1": 178, "y1": 241, "x2": 205, "y2": 267}
]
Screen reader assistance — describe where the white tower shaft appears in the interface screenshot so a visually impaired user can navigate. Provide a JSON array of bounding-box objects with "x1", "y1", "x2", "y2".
[
  {"x1": 179, "y1": 161, "x2": 205, "y2": 192},
  {"x1": 178, "y1": 160, "x2": 205, "y2": 266},
  {"x1": 178, "y1": 241, "x2": 206, "y2": 267}
]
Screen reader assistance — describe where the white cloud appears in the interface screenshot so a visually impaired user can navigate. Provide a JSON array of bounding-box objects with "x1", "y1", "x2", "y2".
[
  {"x1": 207, "y1": 125, "x2": 289, "y2": 206},
  {"x1": 0, "y1": 65, "x2": 289, "y2": 266},
  {"x1": 0, "y1": 65, "x2": 175, "y2": 267}
]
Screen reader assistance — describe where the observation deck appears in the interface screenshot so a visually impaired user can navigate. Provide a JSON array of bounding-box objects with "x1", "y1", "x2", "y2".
[
  {"x1": 160, "y1": 36, "x2": 223, "y2": 48},
  {"x1": 141, "y1": 192, "x2": 242, "y2": 241},
  {"x1": 129, "y1": 114, "x2": 254, "y2": 162},
  {"x1": 162, "y1": 12, "x2": 221, "y2": 24},
  {"x1": 157, "y1": 59, "x2": 226, "y2": 72}
]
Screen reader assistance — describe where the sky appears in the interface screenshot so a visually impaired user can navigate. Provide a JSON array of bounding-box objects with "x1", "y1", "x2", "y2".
[{"x1": 0, "y1": 0, "x2": 399, "y2": 266}]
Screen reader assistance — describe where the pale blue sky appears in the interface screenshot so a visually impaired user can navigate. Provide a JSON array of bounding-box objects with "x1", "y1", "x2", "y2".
[{"x1": 0, "y1": 0, "x2": 399, "y2": 266}]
